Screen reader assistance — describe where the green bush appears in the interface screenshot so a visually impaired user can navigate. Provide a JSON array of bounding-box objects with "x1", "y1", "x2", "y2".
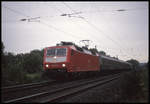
[
  {"x1": 2, "y1": 64, "x2": 27, "y2": 86},
  {"x1": 138, "y1": 69, "x2": 149, "y2": 101},
  {"x1": 1, "y1": 42, "x2": 45, "y2": 86},
  {"x1": 25, "y1": 72, "x2": 43, "y2": 83},
  {"x1": 121, "y1": 68, "x2": 148, "y2": 102}
]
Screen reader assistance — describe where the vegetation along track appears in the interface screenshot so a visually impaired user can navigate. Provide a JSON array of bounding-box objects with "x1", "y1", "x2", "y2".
[{"x1": 3, "y1": 73, "x2": 122, "y2": 103}]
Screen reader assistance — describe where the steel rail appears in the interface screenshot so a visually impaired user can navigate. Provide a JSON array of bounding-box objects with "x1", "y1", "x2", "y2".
[
  {"x1": 1, "y1": 80, "x2": 55, "y2": 93},
  {"x1": 41, "y1": 75, "x2": 120, "y2": 103},
  {"x1": 4, "y1": 73, "x2": 121, "y2": 103}
]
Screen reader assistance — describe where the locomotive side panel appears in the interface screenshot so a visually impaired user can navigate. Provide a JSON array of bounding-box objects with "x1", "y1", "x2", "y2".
[{"x1": 68, "y1": 49, "x2": 100, "y2": 72}]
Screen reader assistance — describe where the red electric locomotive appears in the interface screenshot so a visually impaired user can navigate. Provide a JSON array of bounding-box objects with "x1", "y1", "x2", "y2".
[
  {"x1": 43, "y1": 41, "x2": 100, "y2": 79},
  {"x1": 43, "y1": 41, "x2": 132, "y2": 79}
]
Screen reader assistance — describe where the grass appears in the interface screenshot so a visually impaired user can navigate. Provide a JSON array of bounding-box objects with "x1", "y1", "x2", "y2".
[{"x1": 25, "y1": 72, "x2": 43, "y2": 83}]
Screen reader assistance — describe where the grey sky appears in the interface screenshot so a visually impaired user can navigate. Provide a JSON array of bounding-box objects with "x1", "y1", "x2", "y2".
[{"x1": 2, "y1": 1, "x2": 148, "y2": 63}]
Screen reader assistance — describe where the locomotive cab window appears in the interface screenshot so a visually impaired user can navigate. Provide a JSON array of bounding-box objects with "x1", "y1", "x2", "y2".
[
  {"x1": 46, "y1": 48, "x2": 67, "y2": 56},
  {"x1": 47, "y1": 48, "x2": 56, "y2": 56},
  {"x1": 57, "y1": 48, "x2": 66, "y2": 56}
]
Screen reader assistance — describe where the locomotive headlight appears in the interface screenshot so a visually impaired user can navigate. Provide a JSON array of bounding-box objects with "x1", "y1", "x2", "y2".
[
  {"x1": 46, "y1": 64, "x2": 49, "y2": 68},
  {"x1": 62, "y1": 64, "x2": 66, "y2": 67}
]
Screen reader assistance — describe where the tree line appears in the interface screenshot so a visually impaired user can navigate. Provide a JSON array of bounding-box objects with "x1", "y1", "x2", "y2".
[
  {"x1": 1, "y1": 41, "x2": 142, "y2": 86},
  {"x1": 1, "y1": 42, "x2": 44, "y2": 86}
]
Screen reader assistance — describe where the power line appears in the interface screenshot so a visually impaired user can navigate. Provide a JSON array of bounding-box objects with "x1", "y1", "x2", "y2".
[
  {"x1": 50, "y1": 2, "x2": 65, "y2": 14},
  {"x1": 60, "y1": 2, "x2": 106, "y2": 48},
  {"x1": 2, "y1": 5, "x2": 84, "y2": 41},
  {"x1": 3, "y1": 4, "x2": 58, "y2": 22},
  {"x1": 2, "y1": 5, "x2": 30, "y2": 18},
  {"x1": 91, "y1": 4, "x2": 139, "y2": 59},
  {"x1": 3, "y1": 5, "x2": 42, "y2": 22},
  {"x1": 43, "y1": 3, "x2": 98, "y2": 43},
  {"x1": 2, "y1": 3, "x2": 102, "y2": 53},
  {"x1": 62, "y1": 3, "x2": 118, "y2": 52},
  {"x1": 47, "y1": 2, "x2": 148, "y2": 57},
  {"x1": 1, "y1": 4, "x2": 118, "y2": 47},
  {"x1": 61, "y1": 2, "x2": 135, "y2": 59},
  {"x1": 93, "y1": 4, "x2": 134, "y2": 55},
  {"x1": 62, "y1": 2, "x2": 122, "y2": 46},
  {"x1": 38, "y1": 2, "x2": 92, "y2": 41},
  {"x1": 2, "y1": 3, "x2": 143, "y2": 60},
  {"x1": 50, "y1": 3, "x2": 104, "y2": 46},
  {"x1": 39, "y1": 19, "x2": 85, "y2": 40},
  {"x1": 62, "y1": 2, "x2": 121, "y2": 46},
  {"x1": 81, "y1": 7, "x2": 147, "y2": 13},
  {"x1": 51, "y1": 2, "x2": 105, "y2": 48}
]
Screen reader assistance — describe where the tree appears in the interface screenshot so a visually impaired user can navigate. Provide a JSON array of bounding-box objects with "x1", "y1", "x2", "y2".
[
  {"x1": 23, "y1": 49, "x2": 43, "y2": 73},
  {"x1": 1, "y1": 45, "x2": 45, "y2": 86},
  {"x1": 99, "y1": 51, "x2": 106, "y2": 56},
  {"x1": 2, "y1": 41, "x2": 5, "y2": 66},
  {"x1": 126, "y1": 59, "x2": 140, "y2": 69},
  {"x1": 1, "y1": 41, "x2": 4, "y2": 55}
]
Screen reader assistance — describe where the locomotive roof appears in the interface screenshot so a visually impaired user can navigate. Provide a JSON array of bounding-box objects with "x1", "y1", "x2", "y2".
[
  {"x1": 56, "y1": 41, "x2": 98, "y2": 56},
  {"x1": 100, "y1": 55, "x2": 131, "y2": 65},
  {"x1": 46, "y1": 45, "x2": 75, "y2": 49}
]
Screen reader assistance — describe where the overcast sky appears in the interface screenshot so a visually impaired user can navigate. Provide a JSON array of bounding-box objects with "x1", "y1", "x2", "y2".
[{"x1": 2, "y1": 1, "x2": 148, "y2": 63}]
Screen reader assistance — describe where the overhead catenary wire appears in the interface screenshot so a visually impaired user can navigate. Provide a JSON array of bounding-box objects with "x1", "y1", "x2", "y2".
[
  {"x1": 91, "y1": 3, "x2": 141, "y2": 59},
  {"x1": 49, "y1": 3, "x2": 105, "y2": 47},
  {"x1": 61, "y1": 2, "x2": 135, "y2": 59},
  {"x1": 92, "y1": 4, "x2": 135, "y2": 56},
  {"x1": 3, "y1": 4, "x2": 59, "y2": 22},
  {"x1": 2, "y1": 5, "x2": 85, "y2": 42},
  {"x1": 36, "y1": 1, "x2": 122, "y2": 56},
  {"x1": 35, "y1": 2, "x2": 89, "y2": 41},
  {"x1": 62, "y1": 3, "x2": 121, "y2": 45},
  {"x1": 42, "y1": 2, "x2": 101, "y2": 46},
  {"x1": 2, "y1": 3, "x2": 145, "y2": 61},
  {"x1": 2, "y1": 5, "x2": 30, "y2": 18},
  {"x1": 39, "y1": 19, "x2": 85, "y2": 40},
  {"x1": 79, "y1": 7, "x2": 147, "y2": 14},
  {"x1": 2, "y1": 5, "x2": 119, "y2": 48},
  {"x1": 61, "y1": 2, "x2": 112, "y2": 49},
  {"x1": 62, "y1": 2, "x2": 125, "y2": 48},
  {"x1": 2, "y1": 4, "x2": 101, "y2": 51},
  {"x1": 44, "y1": 2, "x2": 148, "y2": 55}
]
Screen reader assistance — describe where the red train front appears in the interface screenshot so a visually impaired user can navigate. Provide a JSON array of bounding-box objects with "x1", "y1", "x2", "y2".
[
  {"x1": 43, "y1": 42, "x2": 100, "y2": 79},
  {"x1": 43, "y1": 46, "x2": 70, "y2": 72}
]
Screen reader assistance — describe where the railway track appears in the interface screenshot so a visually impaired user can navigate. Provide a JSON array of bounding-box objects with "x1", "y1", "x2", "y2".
[
  {"x1": 2, "y1": 80, "x2": 55, "y2": 93},
  {"x1": 3, "y1": 73, "x2": 122, "y2": 103},
  {"x1": 1, "y1": 80, "x2": 59, "y2": 102}
]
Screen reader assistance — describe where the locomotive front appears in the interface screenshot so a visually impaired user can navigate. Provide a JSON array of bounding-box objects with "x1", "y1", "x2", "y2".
[{"x1": 43, "y1": 46, "x2": 69, "y2": 73}]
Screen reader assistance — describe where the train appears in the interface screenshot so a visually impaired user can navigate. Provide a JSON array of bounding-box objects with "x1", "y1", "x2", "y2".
[{"x1": 43, "y1": 41, "x2": 132, "y2": 79}]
